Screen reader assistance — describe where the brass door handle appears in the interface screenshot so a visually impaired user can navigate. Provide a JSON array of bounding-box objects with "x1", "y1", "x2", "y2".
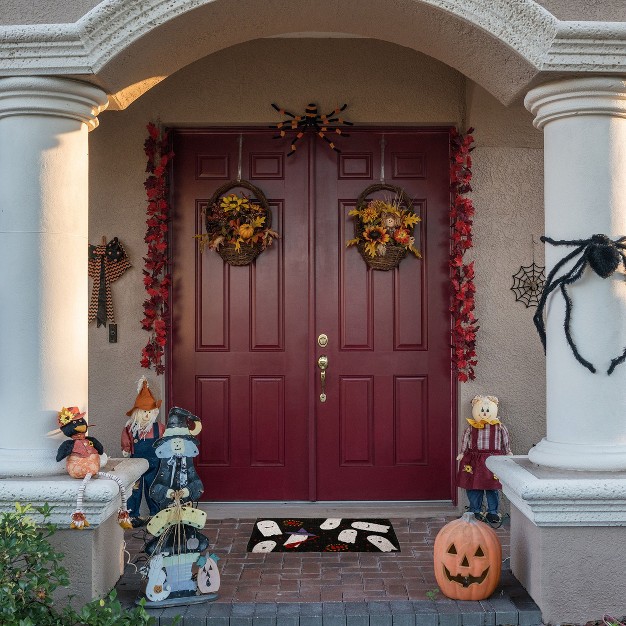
[{"x1": 318, "y1": 355, "x2": 328, "y2": 402}]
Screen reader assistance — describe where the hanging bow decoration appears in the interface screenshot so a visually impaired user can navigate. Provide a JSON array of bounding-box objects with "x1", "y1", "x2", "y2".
[{"x1": 88, "y1": 237, "x2": 131, "y2": 327}]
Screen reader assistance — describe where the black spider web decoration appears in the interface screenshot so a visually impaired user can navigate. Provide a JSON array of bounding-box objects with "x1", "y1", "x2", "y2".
[{"x1": 511, "y1": 263, "x2": 545, "y2": 307}]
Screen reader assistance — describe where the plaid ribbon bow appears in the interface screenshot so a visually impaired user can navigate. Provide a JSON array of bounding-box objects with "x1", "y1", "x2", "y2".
[{"x1": 88, "y1": 237, "x2": 131, "y2": 326}]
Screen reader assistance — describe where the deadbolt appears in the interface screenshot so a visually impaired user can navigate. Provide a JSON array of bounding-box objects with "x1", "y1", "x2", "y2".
[{"x1": 318, "y1": 333, "x2": 329, "y2": 348}]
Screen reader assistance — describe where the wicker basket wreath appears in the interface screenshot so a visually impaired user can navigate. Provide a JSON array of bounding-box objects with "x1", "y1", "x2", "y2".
[
  {"x1": 195, "y1": 180, "x2": 278, "y2": 266},
  {"x1": 347, "y1": 183, "x2": 421, "y2": 271}
]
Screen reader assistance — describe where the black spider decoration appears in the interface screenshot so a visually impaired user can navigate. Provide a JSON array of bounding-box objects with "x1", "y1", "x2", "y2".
[
  {"x1": 271, "y1": 102, "x2": 353, "y2": 156},
  {"x1": 534, "y1": 234, "x2": 626, "y2": 375}
]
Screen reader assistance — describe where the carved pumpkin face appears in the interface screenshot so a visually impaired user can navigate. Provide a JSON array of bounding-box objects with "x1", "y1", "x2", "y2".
[{"x1": 433, "y1": 512, "x2": 502, "y2": 600}]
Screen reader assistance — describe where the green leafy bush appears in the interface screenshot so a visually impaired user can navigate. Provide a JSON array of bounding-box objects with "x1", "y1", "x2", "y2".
[{"x1": 0, "y1": 503, "x2": 157, "y2": 626}]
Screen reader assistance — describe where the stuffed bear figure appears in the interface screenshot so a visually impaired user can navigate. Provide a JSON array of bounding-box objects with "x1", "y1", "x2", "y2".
[{"x1": 456, "y1": 395, "x2": 512, "y2": 523}]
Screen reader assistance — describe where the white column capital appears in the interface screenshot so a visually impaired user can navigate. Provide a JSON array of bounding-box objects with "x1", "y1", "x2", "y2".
[
  {"x1": 0, "y1": 76, "x2": 108, "y2": 130},
  {"x1": 525, "y1": 76, "x2": 626, "y2": 129}
]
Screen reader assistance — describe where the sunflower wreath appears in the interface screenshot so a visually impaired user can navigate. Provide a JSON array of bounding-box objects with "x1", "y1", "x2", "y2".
[
  {"x1": 195, "y1": 180, "x2": 279, "y2": 266},
  {"x1": 346, "y1": 183, "x2": 421, "y2": 271}
]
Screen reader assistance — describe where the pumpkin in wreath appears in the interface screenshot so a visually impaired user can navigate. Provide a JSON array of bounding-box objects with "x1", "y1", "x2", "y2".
[{"x1": 195, "y1": 180, "x2": 279, "y2": 266}]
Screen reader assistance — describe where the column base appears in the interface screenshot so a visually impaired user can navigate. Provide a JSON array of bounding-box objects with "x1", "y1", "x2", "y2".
[
  {"x1": 488, "y1": 455, "x2": 626, "y2": 624},
  {"x1": 0, "y1": 458, "x2": 148, "y2": 604},
  {"x1": 528, "y1": 438, "x2": 626, "y2": 471}
]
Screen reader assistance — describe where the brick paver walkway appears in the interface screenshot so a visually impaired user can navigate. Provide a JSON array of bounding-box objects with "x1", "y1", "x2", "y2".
[{"x1": 117, "y1": 515, "x2": 542, "y2": 625}]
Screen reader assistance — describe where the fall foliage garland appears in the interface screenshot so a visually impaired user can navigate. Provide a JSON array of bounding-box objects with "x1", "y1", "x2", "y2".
[
  {"x1": 450, "y1": 128, "x2": 479, "y2": 382},
  {"x1": 140, "y1": 123, "x2": 173, "y2": 374},
  {"x1": 139, "y1": 125, "x2": 478, "y2": 379}
]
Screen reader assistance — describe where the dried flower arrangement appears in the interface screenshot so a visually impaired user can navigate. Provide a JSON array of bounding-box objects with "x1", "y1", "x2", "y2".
[
  {"x1": 346, "y1": 183, "x2": 421, "y2": 271},
  {"x1": 195, "y1": 180, "x2": 279, "y2": 266}
]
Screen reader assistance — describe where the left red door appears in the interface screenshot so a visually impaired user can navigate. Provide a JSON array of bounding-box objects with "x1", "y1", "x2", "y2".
[{"x1": 170, "y1": 130, "x2": 311, "y2": 499}]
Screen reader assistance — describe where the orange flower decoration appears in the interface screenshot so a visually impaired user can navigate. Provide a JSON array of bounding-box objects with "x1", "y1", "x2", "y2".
[
  {"x1": 393, "y1": 228, "x2": 411, "y2": 245},
  {"x1": 363, "y1": 226, "x2": 390, "y2": 244}
]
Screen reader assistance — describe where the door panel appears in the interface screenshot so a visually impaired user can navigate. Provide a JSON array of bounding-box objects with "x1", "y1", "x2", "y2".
[
  {"x1": 171, "y1": 131, "x2": 310, "y2": 500},
  {"x1": 314, "y1": 131, "x2": 452, "y2": 500},
  {"x1": 170, "y1": 128, "x2": 453, "y2": 501}
]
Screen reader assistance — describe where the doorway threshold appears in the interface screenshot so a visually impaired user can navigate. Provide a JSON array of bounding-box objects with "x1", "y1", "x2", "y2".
[{"x1": 197, "y1": 501, "x2": 458, "y2": 518}]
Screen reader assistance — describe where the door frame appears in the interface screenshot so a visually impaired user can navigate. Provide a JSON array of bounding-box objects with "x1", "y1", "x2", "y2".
[{"x1": 166, "y1": 125, "x2": 459, "y2": 504}]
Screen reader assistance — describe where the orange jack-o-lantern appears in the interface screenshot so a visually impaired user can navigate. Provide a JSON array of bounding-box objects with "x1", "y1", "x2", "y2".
[{"x1": 433, "y1": 512, "x2": 502, "y2": 600}]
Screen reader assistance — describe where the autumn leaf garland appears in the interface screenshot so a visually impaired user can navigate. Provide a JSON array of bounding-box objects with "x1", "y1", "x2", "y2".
[
  {"x1": 141, "y1": 122, "x2": 173, "y2": 374},
  {"x1": 450, "y1": 128, "x2": 479, "y2": 382}
]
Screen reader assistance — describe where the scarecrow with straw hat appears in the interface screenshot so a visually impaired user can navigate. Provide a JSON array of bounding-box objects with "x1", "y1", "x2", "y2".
[{"x1": 122, "y1": 376, "x2": 165, "y2": 527}]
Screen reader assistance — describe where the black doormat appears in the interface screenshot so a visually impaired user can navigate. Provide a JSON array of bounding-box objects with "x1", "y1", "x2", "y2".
[{"x1": 246, "y1": 518, "x2": 400, "y2": 553}]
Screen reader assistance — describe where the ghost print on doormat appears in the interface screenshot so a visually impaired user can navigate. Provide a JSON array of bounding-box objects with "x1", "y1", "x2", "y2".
[{"x1": 246, "y1": 518, "x2": 400, "y2": 553}]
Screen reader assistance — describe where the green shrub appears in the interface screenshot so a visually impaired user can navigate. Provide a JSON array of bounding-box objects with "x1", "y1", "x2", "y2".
[{"x1": 0, "y1": 503, "x2": 158, "y2": 626}]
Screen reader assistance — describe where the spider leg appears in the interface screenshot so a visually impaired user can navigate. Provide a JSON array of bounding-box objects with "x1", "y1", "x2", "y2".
[
  {"x1": 323, "y1": 104, "x2": 348, "y2": 118},
  {"x1": 318, "y1": 130, "x2": 341, "y2": 153},
  {"x1": 541, "y1": 236, "x2": 592, "y2": 247},
  {"x1": 271, "y1": 103, "x2": 298, "y2": 119},
  {"x1": 560, "y1": 259, "x2": 596, "y2": 373},
  {"x1": 533, "y1": 245, "x2": 587, "y2": 350},
  {"x1": 608, "y1": 347, "x2": 626, "y2": 375},
  {"x1": 287, "y1": 131, "x2": 305, "y2": 157},
  {"x1": 332, "y1": 127, "x2": 350, "y2": 138},
  {"x1": 606, "y1": 250, "x2": 626, "y2": 374}
]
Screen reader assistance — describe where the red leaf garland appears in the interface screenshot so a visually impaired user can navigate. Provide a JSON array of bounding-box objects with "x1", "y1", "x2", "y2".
[
  {"x1": 141, "y1": 122, "x2": 173, "y2": 375},
  {"x1": 450, "y1": 128, "x2": 479, "y2": 381}
]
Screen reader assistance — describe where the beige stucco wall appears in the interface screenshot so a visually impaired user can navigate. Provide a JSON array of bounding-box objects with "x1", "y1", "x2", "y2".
[
  {"x1": 88, "y1": 38, "x2": 545, "y2": 496},
  {"x1": 462, "y1": 83, "x2": 546, "y2": 462}
]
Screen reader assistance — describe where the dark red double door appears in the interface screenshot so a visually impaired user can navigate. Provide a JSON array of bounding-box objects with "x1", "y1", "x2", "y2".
[{"x1": 171, "y1": 128, "x2": 454, "y2": 501}]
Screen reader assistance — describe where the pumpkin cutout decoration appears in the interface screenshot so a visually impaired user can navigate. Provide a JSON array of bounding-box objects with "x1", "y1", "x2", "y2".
[{"x1": 433, "y1": 512, "x2": 502, "y2": 600}]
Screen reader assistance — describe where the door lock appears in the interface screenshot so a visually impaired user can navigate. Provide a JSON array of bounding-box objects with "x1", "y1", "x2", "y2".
[
  {"x1": 317, "y1": 354, "x2": 328, "y2": 402},
  {"x1": 317, "y1": 333, "x2": 329, "y2": 348}
]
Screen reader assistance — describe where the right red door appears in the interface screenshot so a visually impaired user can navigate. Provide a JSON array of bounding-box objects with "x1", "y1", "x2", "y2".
[{"x1": 314, "y1": 129, "x2": 453, "y2": 500}]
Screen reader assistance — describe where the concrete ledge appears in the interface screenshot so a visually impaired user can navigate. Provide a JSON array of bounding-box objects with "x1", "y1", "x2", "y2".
[
  {"x1": 486, "y1": 455, "x2": 626, "y2": 526},
  {"x1": 0, "y1": 457, "x2": 148, "y2": 525},
  {"x1": 510, "y1": 505, "x2": 625, "y2": 624}
]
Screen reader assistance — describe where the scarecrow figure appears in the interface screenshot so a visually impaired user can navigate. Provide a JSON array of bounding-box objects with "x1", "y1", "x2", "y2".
[
  {"x1": 149, "y1": 407, "x2": 204, "y2": 508},
  {"x1": 456, "y1": 395, "x2": 512, "y2": 524},
  {"x1": 121, "y1": 376, "x2": 165, "y2": 527},
  {"x1": 55, "y1": 406, "x2": 132, "y2": 529}
]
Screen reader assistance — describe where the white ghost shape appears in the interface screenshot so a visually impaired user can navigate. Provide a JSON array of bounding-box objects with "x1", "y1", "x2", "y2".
[
  {"x1": 257, "y1": 520, "x2": 282, "y2": 537},
  {"x1": 338, "y1": 529, "x2": 357, "y2": 544},
  {"x1": 252, "y1": 540, "x2": 277, "y2": 553},
  {"x1": 319, "y1": 518, "x2": 342, "y2": 530},
  {"x1": 366, "y1": 535, "x2": 398, "y2": 552},
  {"x1": 352, "y1": 521, "x2": 390, "y2": 533}
]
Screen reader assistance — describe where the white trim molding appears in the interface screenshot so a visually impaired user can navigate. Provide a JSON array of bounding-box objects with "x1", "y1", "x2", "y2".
[
  {"x1": 0, "y1": 458, "x2": 148, "y2": 526},
  {"x1": 487, "y1": 456, "x2": 626, "y2": 527},
  {"x1": 0, "y1": 76, "x2": 108, "y2": 130},
  {"x1": 0, "y1": 0, "x2": 623, "y2": 106},
  {"x1": 525, "y1": 76, "x2": 626, "y2": 128}
]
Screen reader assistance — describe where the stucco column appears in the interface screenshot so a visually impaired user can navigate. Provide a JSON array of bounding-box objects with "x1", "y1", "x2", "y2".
[
  {"x1": 0, "y1": 77, "x2": 108, "y2": 477},
  {"x1": 525, "y1": 77, "x2": 626, "y2": 470}
]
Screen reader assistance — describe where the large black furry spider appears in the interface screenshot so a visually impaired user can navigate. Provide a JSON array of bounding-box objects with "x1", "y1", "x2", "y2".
[
  {"x1": 271, "y1": 102, "x2": 353, "y2": 156},
  {"x1": 534, "y1": 233, "x2": 626, "y2": 375}
]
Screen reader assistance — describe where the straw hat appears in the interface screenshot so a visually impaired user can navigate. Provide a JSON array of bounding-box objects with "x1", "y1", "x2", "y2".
[{"x1": 126, "y1": 376, "x2": 162, "y2": 416}]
